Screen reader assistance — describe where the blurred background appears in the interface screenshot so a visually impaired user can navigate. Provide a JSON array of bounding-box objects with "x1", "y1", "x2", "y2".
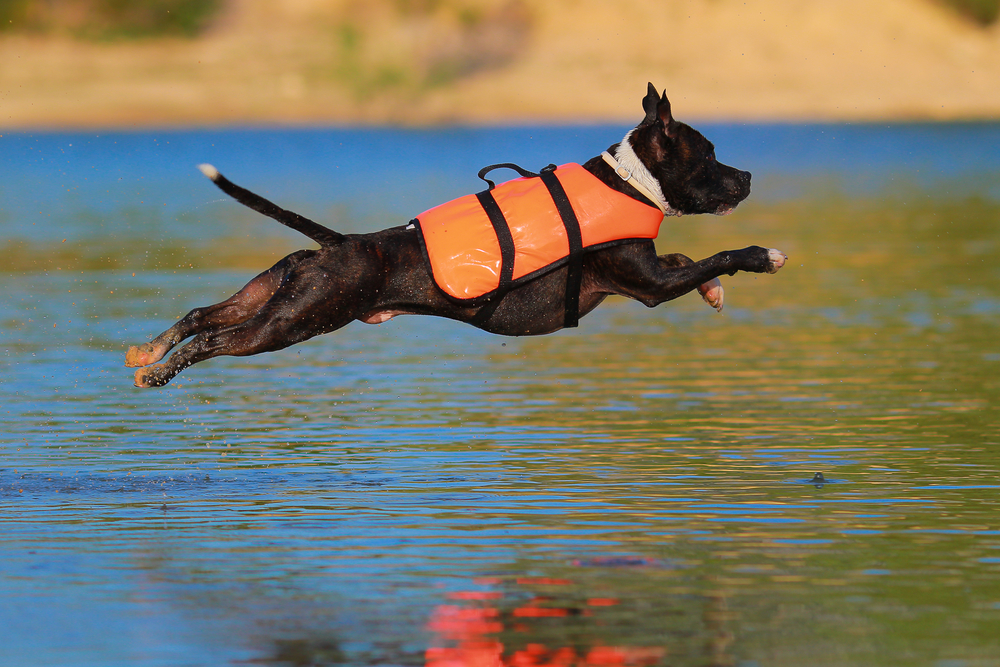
[
  {"x1": 4, "y1": 4, "x2": 1000, "y2": 666},
  {"x1": 3, "y1": 0, "x2": 1000, "y2": 127}
]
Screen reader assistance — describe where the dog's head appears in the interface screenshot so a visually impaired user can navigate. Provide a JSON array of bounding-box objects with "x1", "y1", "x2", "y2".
[{"x1": 625, "y1": 83, "x2": 751, "y2": 216}]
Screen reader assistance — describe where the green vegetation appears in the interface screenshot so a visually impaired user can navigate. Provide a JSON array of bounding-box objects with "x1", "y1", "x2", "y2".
[
  {"x1": 1, "y1": 0, "x2": 997, "y2": 45},
  {"x1": 325, "y1": 0, "x2": 530, "y2": 100},
  {"x1": 0, "y1": 0, "x2": 220, "y2": 39},
  {"x1": 941, "y1": 0, "x2": 1000, "y2": 24}
]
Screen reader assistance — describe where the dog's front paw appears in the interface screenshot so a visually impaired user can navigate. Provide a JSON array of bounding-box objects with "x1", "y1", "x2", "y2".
[
  {"x1": 698, "y1": 278, "x2": 724, "y2": 312},
  {"x1": 766, "y1": 249, "x2": 787, "y2": 274}
]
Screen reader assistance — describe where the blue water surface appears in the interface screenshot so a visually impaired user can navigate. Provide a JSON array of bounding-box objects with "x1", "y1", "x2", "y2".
[
  {"x1": 2, "y1": 123, "x2": 1000, "y2": 667},
  {"x1": 5, "y1": 122, "x2": 1000, "y2": 243}
]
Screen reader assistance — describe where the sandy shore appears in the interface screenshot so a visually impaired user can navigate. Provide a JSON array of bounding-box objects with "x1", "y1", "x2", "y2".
[{"x1": 3, "y1": 0, "x2": 1000, "y2": 128}]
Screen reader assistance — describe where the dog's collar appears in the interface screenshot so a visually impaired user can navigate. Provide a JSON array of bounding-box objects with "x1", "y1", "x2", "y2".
[{"x1": 601, "y1": 131, "x2": 675, "y2": 217}]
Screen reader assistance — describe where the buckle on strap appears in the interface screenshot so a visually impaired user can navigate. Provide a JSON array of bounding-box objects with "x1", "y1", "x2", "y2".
[
  {"x1": 603, "y1": 152, "x2": 639, "y2": 184},
  {"x1": 603, "y1": 151, "x2": 629, "y2": 181},
  {"x1": 601, "y1": 151, "x2": 668, "y2": 216}
]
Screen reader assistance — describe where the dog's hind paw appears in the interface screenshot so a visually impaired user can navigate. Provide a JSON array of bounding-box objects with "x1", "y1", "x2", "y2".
[
  {"x1": 134, "y1": 365, "x2": 170, "y2": 388},
  {"x1": 126, "y1": 343, "x2": 154, "y2": 367},
  {"x1": 766, "y1": 249, "x2": 787, "y2": 274},
  {"x1": 125, "y1": 342, "x2": 168, "y2": 368},
  {"x1": 698, "y1": 278, "x2": 724, "y2": 312}
]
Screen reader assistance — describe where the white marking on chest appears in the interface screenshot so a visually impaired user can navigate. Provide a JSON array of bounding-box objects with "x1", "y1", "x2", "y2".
[{"x1": 612, "y1": 129, "x2": 679, "y2": 217}]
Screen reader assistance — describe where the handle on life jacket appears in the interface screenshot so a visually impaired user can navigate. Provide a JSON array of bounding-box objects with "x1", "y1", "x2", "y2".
[{"x1": 477, "y1": 162, "x2": 556, "y2": 189}]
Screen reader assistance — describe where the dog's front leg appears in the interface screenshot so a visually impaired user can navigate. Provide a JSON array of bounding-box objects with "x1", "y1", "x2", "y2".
[
  {"x1": 661, "y1": 253, "x2": 724, "y2": 312},
  {"x1": 595, "y1": 244, "x2": 785, "y2": 308}
]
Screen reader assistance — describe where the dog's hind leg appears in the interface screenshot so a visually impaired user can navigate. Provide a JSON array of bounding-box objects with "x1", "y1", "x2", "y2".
[
  {"x1": 132, "y1": 297, "x2": 356, "y2": 388},
  {"x1": 132, "y1": 256, "x2": 378, "y2": 387},
  {"x1": 125, "y1": 250, "x2": 311, "y2": 368}
]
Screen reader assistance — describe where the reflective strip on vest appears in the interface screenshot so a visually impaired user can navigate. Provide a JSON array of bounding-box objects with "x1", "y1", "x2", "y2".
[{"x1": 416, "y1": 163, "x2": 664, "y2": 301}]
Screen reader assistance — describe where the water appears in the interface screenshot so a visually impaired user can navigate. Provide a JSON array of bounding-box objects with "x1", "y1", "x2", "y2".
[{"x1": 2, "y1": 124, "x2": 1000, "y2": 666}]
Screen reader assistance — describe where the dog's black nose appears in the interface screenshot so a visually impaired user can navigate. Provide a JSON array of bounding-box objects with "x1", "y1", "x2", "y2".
[{"x1": 723, "y1": 169, "x2": 751, "y2": 200}]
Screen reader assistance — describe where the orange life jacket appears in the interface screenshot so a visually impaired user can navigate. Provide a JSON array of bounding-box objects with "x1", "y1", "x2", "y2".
[{"x1": 415, "y1": 163, "x2": 663, "y2": 322}]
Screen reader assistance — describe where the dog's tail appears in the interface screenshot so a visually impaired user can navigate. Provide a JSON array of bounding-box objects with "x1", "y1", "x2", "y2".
[{"x1": 197, "y1": 164, "x2": 345, "y2": 247}]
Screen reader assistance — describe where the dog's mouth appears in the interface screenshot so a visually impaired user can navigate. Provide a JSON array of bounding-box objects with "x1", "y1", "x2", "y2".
[{"x1": 713, "y1": 185, "x2": 750, "y2": 215}]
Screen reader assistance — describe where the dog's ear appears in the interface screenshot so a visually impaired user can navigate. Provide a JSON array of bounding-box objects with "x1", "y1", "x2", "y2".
[
  {"x1": 657, "y1": 89, "x2": 673, "y2": 125},
  {"x1": 657, "y1": 89, "x2": 677, "y2": 137},
  {"x1": 643, "y1": 84, "x2": 678, "y2": 137},
  {"x1": 642, "y1": 82, "x2": 660, "y2": 123}
]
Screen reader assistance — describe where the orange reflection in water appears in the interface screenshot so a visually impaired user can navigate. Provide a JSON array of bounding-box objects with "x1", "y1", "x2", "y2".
[{"x1": 425, "y1": 582, "x2": 664, "y2": 667}]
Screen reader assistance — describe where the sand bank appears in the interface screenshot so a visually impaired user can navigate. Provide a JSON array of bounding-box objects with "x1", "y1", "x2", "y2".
[{"x1": 2, "y1": 0, "x2": 1000, "y2": 128}]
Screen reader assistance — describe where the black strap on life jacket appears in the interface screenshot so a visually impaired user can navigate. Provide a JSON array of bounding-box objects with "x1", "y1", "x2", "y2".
[
  {"x1": 476, "y1": 190, "x2": 517, "y2": 288},
  {"x1": 470, "y1": 163, "x2": 584, "y2": 329},
  {"x1": 539, "y1": 165, "x2": 584, "y2": 328}
]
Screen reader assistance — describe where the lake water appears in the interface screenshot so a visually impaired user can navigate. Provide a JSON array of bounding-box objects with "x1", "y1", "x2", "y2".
[{"x1": 2, "y1": 123, "x2": 1000, "y2": 667}]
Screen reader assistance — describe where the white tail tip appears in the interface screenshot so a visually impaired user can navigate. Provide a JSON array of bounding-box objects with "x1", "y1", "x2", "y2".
[{"x1": 197, "y1": 164, "x2": 219, "y2": 180}]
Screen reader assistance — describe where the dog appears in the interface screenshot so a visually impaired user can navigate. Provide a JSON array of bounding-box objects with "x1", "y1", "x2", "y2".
[{"x1": 126, "y1": 83, "x2": 786, "y2": 388}]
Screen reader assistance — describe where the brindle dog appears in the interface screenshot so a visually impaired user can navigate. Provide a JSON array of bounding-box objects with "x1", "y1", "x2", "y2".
[{"x1": 127, "y1": 84, "x2": 785, "y2": 387}]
